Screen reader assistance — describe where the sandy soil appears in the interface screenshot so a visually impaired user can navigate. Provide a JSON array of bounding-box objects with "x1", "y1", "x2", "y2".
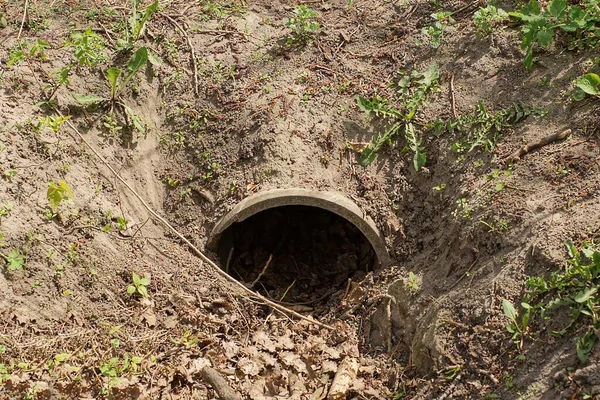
[{"x1": 1, "y1": 0, "x2": 600, "y2": 398}]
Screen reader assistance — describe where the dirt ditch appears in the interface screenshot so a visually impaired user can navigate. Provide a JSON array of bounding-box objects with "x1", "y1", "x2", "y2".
[{"x1": 1, "y1": 0, "x2": 600, "y2": 399}]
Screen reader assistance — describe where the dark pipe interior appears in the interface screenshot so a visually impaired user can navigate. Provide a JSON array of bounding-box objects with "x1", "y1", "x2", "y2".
[{"x1": 216, "y1": 205, "x2": 376, "y2": 305}]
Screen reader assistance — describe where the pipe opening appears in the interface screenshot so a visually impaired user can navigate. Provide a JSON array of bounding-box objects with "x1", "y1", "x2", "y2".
[{"x1": 216, "y1": 205, "x2": 376, "y2": 305}]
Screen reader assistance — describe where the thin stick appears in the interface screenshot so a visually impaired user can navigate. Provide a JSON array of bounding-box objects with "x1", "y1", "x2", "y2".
[
  {"x1": 225, "y1": 246, "x2": 234, "y2": 274},
  {"x1": 161, "y1": 13, "x2": 199, "y2": 96},
  {"x1": 503, "y1": 129, "x2": 572, "y2": 163},
  {"x1": 449, "y1": 72, "x2": 458, "y2": 119},
  {"x1": 17, "y1": 0, "x2": 29, "y2": 40},
  {"x1": 200, "y1": 367, "x2": 242, "y2": 400},
  {"x1": 250, "y1": 254, "x2": 272, "y2": 288},
  {"x1": 55, "y1": 109, "x2": 333, "y2": 330}
]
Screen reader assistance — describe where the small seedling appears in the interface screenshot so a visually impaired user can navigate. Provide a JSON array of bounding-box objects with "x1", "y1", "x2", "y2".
[
  {"x1": 47, "y1": 180, "x2": 74, "y2": 213},
  {"x1": 421, "y1": 12, "x2": 453, "y2": 49},
  {"x1": 39, "y1": 115, "x2": 71, "y2": 134},
  {"x1": 127, "y1": 272, "x2": 150, "y2": 298},
  {"x1": 170, "y1": 331, "x2": 199, "y2": 347},
  {"x1": 406, "y1": 272, "x2": 420, "y2": 291},
  {"x1": 502, "y1": 298, "x2": 531, "y2": 351},
  {"x1": 283, "y1": 5, "x2": 320, "y2": 46},
  {"x1": 452, "y1": 198, "x2": 474, "y2": 219},
  {"x1": 116, "y1": 216, "x2": 128, "y2": 231},
  {"x1": 66, "y1": 27, "x2": 107, "y2": 69},
  {"x1": 0, "y1": 202, "x2": 14, "y2": 223},
  {"x1": 473, "y1": 5, "x2": 508, "y2": 36},
  {"x1": 2, "y1": 249, "x2": 25, "y2": 271}
]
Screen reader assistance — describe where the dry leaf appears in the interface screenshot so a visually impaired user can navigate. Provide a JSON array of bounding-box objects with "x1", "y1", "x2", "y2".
[
  {"x1": 141, "y1": 308, "x2": 157, "y2": 327},
  {"x1": 222, "y1": 341, "x2": 239, "y2": 360},
  {"x1": 277, "y1": 335, "x2": 295, "y2": 350},
  {"x1": 253, "y1": 330, "x2": 276, "y2": 353},
  {"x1": 237, "y1": 357, "x2": 263, "y2": 376}
]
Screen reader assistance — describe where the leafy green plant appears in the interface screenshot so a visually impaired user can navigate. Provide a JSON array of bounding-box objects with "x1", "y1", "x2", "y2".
[
  {"x1": 116, "y1": 1, "x2": 159, "y2": 51},
  {"x1": 437, "y1": 101, "x2": 545, "y2": 156},
  {"x1": 283, "y1": 5, "x2": 320, "y2": 46},
  {"x1": 7, "y1": 39, "x2": 48, "y2": 67},
  {"x1": 573, "y1": 72, "x2": 600, "y2": 100},
  {"x1": 357, "y1": 64, "x2": 440, "y2": 170},
  {"x1": 422, "y1": 12, "x2": 453, "y2": 49},
  {"x1": 473, "y1": 5, "x2": 509, "y2": 36},
  {"x1": 526, "y1": 243, "x2": 600, "y2": 362},
  {"x1": 502, "y1": 298, "x2": 531, "y2": 351},
  {"x1": 127, "y1": 272, "x2": 150, "y2": 298},
  {"x1": 39, "y1": 115, "x2": 71, "y2": 134},
  {"x1": 506, "y1": 243, "x2": 600, "y2": 362},
  {"x1": 406, "y1": 272, "x2": 420, "y2": 291},
  {"x1": 73, "y1": 47, "x2": 149, "y2": 134},
  {"x1": 170, "y1": 331, "x2": 199, "y2": 347},
  {"x1": 1, "y1": 249, "x2": 25, "y2": 271},
  {"x1": 65, "y1": 27, "x2": 107, "y2": 69},
  {"x1": 116, "y1": 216, "x2": 128, "y2": 231},
  {"x1": 509, "y1": 0, "x2": 600, "y2": 69},
  {"x1": 47, "y1": 180, "x2": 74, "y2": 213}
]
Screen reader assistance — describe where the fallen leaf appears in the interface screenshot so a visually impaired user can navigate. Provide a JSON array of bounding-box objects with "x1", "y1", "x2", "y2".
[
  {"x1": 141, "y1": 308, "x2": 157, "y2": 327},
  {"x1": 277, "y1": 335, "x2": 295, "y2": 350},
  {"x1": 253, "y1": 330, "x2": 276, "y2": 352},
  {"x1": 222, "y1": 341, "x2": 239, "y2": 360},
  {"x1": 237, "y1": 357, "x2": 262, "y2": 376}
]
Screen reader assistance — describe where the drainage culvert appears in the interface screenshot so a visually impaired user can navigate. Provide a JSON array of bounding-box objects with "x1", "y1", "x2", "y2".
[{"x1": 208, "y1": 189, "x2": 391, "y2": 305}]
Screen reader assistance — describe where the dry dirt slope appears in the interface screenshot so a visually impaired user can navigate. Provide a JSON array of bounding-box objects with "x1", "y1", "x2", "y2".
[{"x1": 1, "y1": 0, "x2": 600, "y2": 399}]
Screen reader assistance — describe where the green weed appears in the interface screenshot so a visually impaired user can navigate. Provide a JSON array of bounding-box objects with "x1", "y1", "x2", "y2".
[
  {"x1": 502, "y1": 298, "x2": 531, "y2": 351},
  {"x1": 473, "y1": 5, "x2": 509, "y2": 36},
  {"x1": 510, "y1": 0, "x2": 600, "y2": 70},
  {"x1": 437, "y1": 101, "x2": 545, "y2": 156},
  {"x1": 1, "y1": 249, "x2": 25, "y2": 271},
  {"x1": 127, "y1": 272, "x2": 150, "y2": 298},
  {"x1": 7, "y1": 39, "x2": 48, "y2": 67},
  {"x1": 115, "y1": 1, "x2": 159, "y2": 51},
  {"x1": 421, "y1": 12, "x2": 453, "y2": 49},
  {"x1": 506, "y1": 242, "x2": 600, "y2": 362},
  {"x1": 283, "y1": 5, "x2": 320, "y2": 46},
  {"x1": 65, "y1": 27, "x2": 107, "y2": 69},
  {"x1": 47, "y1": 180, "x2": 74, "y2": 213},
  {"x1": 73, "y1": 47, "x2": 150, "y2": 134},
  {"x1": 357, "y1": 64, "x2": 440, "y2": 171}
]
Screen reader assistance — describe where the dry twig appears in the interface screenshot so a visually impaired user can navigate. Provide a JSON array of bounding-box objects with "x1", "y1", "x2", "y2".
[
  {"x1": 250, "y1": 254, "x2": 273, "y2": 288},
  {"x1": 503, "y1": 129, "x2": 572, "y2": 163},
  {"x1": 200, "y1": 366, "x2": 242, "y2": 400},
  {"x1": 449, "y1": 72, "x2": 457, "y2": 119},
  {"x1": 17, "y1": 0, "x2": 29, "y2": 40},
  {"x1": 161, "y1": 13, "x2": 199, "y2": 96}
]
